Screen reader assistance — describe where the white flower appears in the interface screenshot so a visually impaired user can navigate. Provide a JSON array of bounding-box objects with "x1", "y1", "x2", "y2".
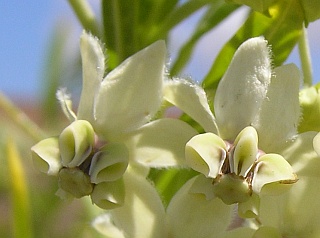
[
  {"x1": 77, "y1": 31, "x2": 197, "y2": 168},
  {"x1": 31, "y1": 31, "x2": 197, "y2": 209},
  {"x1": 164, "y1": 37, "x2": 308, "y2": 237}
]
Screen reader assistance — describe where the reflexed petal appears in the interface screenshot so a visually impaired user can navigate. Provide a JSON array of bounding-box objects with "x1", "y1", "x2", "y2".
[
  {"x1": 166, "y1": 176, "x2": 234, "y2": 238},
  {"x1": 91, "y1": 179, "x2": 125, "y2": 210},
  {"x1": 232, "y1": 126, "x2": 258, "y2": 176},
  {"x1": 252, "y1": 154, "x2": 297, "y2": 194},
  {"x1": 125, "y1": 118, "x2": 198, "y2": 167},
  {"x1": 189, "y1": 174, "x2": 215, "y2": 200},
  {"x1": 281, "y1": 131, "x2": 319, "y2": 177},
  {"x1": 279, "y1": 132, "x2": 320, "y2": 234},
  {"x1": 163, "y1": 79, "x2": 218, "y2": 134},
  {"x1": 109, "y1": 171, "x2": 167, "y2": 238},
  {"x1": 259, "y1": 177, "x2": 320, "y2": 236},
  {"x1": 252, "y1": 64, "x2": 300, "y2": 152},
  {"x1": 31, "y1": 137, "x2": 62, "y2": 176},
  {"x1": 214, "y1": 37, "x2": 271, "y2": 140},
  {"x1": 258, "y1": 194, "x2": 287, "y2": 230},
  {"x1": 89, "y1": 143, "x2": 129, "y2": 183},
  {"x1": 77, "y1": 31, "x2": 105, "y2": 122},
  {"x1": 238, "y1": 193, "x2": 260, "y2": 218},
  {"x1": 94, "y1": 41, "x2": 166, "y2": 139},
  {"x1": 221, "y1": 227, "x2": 256, "y2": 238},
  {"x1": 313, "y1": 132, "x2": 320, "y2": 156},
  {"x1": 59, "y1": 120, "x2": 95, "y2": 167},
  {"x1": 55, "y1": 188, "x2": 73, "y2": 200},
  {"x1": 92, "y1": 213, "x2": 126, "y2": 238},
  {"x1": 185, "y1": 133, "x2": 227, "y2": 178},
  {"x1": 253, "y1": 226, "x2": 282, "y2": 238}
]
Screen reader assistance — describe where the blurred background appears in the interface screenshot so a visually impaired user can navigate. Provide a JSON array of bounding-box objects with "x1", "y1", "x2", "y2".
[
  {"x1": 1, "y1": 1, "x2": 320, "y2": 102},
  {"x1": 0, "y1": 1, "x2": 320, "y2": 237}
]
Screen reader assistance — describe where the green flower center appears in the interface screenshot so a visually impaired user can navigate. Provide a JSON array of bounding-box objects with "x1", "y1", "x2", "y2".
[{"x1": 211, "y1": 140, "x2": 263, "y2": 204}]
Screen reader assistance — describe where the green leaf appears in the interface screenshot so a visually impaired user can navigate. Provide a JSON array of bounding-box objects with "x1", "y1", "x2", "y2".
[
  {"x1": 7, "y1": 138, "x2": 34, "y2": 238},
  {"x1": 68, "y1": 0, "x2": 100, "y2": 36},
  {"x1": 228, "y1": 0, "x2": 320, "y2": 25},
  {"x1": 148, "y1": 168, "x2": 198, "y2": 206},
  {"x1": 171, "y1": 1, "x2": 239, "y2": 75},
  {"x1": 151, "y1": 0, "x2": 214, "y2": 40},
  {"x1": 227, "y1": 0, "x2": 276, "y2": 14},
  {"x1": 202, "y1": 0, "x2": 303, "y2": 92},
  {"x1": 145, "y1": 0, "x2": 179, "y2": 26},
  {"x1": 102, "y1": 0, "x2": 140, "y2": 66},
  {"x1": 41, "y1": 25, "x2": 71, "y2": 124},
  {"x1": 300, "y1": 0, "x2": 320, "y2": 24}
]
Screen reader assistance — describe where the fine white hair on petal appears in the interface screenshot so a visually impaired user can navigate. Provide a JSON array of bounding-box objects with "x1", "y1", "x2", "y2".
[
  {"x1": 163, "y1": 77, "x2": 219, "y2": 134},
  {"x1": 214, "y1": 36, "x2": 272, "y2": 140},
  {"x1": 56, "y1": 88, "x2": 77, "y2": 121}
]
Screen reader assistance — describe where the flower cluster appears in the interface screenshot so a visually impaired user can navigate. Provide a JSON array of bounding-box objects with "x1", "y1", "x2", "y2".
[
  {"x1": 31, "y1": 32, "x2": 196, "y2": 210},
  {"x1": 32, "y1": 32, "x2": 320, "y2": 237}
]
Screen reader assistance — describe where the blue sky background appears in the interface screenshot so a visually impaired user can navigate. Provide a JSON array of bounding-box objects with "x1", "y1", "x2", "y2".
[{"x1": 1, "y1": 1, "x2": 320, "y2": 103}]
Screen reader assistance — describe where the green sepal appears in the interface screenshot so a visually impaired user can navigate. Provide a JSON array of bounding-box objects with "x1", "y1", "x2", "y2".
[
  {"x1": 212, "y1": 173, "x2": 251, "y2": 205},
  {"x1": 58, "y1": 167, "x2": 93, "y2": 198}
]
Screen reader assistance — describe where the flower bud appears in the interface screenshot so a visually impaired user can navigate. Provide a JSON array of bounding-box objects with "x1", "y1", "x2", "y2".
[
  {"x1": 59, "y1": 120, "x2": 95, "y2": 168},
  {"x1": 31, "y1": 137, "x2": 62, "y2": 176},
  {"x1": 299, "y1": 85, "x2": 320, "y2": 132}
]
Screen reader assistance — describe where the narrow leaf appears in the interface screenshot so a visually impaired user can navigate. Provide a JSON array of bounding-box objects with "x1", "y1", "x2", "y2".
[
  {"x1": 171, "y1": 1, "x2": 239, "y2": 74},
  {"x1": 7, "y1": 139, "x2": 33, "y2": 238},
  {"x1": 203, "y1": 1, "x2": 303, "y2": 92}
]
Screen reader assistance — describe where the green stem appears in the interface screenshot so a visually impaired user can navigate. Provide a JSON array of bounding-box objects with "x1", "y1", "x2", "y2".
[
  {"x1": 68, "y1": 0, "x2": 100, "y2": 37},
  {"x1": 112, "y1": 0, "x2": 125, "y2": 62},
  {"x1": 0, "y1": 92, "x2": 46, "y2": 142},
  {"x1": 298, "y1": 25, "x2": 313, "y2": 87},
  {"x1": 132, "y1": 0, "x2": 140, "y2": 52}
]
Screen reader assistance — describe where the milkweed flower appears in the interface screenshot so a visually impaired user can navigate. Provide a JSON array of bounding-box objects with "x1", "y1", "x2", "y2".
[
  {"x1": 244, "y1": 132, "x2": 320, "y2": 237},
  {"x1": 92, "y1": 37, "x2": 307, "y2": 238},
  {"x1": 163, "y1": 37, "x2": 309, "y2": 237},
  {"x1": 31, "y1": 31, "x2": 197, "y2": 209}
]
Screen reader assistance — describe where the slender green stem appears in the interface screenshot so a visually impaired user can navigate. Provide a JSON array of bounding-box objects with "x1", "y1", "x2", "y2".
[
  {"x1": 132, "y1": 0, "x2": 140, "y2": 52},
  {"x1": 298, "y1": 25, "x2": 313, "y2": 87},
  {"x1": 0, "y1": 92, "x2": 46, "y2": 142},
  {"x1": 111, "y1": 0, "x2": 124, "y2": 62},
  {"x1": 68, "y1": 0, "x2": 100, "y2": 37}
]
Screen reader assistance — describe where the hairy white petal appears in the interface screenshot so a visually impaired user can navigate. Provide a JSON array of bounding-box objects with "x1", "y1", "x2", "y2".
[{"x1": 214, "y1": 37, "x2": 271, "y2": 140}]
